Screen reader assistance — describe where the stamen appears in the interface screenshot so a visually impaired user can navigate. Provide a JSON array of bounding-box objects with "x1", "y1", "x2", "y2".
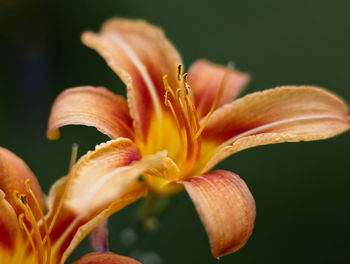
[
  {"x1": 26, "y1": 179, "x2": 52, "y2": 264},
  {"x1": 179, "y1": 74, "x2": 199, "y2": 137},
  {"x1": 184, "y1": 86, "x2": 200, "y2": 132},
  {"x1": 166, "y1": 99, "x2": 188, "y2": 167},
  {"x1": 163, "y1": 74, "x2": 188, "y2": 167},
  {"x1": 182, "y1": 73, "x2": 189, "y2": 95},
  {"x1": 175, "y1": 88, "x2": 181, "y2": 100},
  {"x1": 19, "y1": 214, "x2": 37, "y2": 256},
  {"x1": 47, "y1": 197, "x2": 63, "y2": 238},
  {"x1": 176, "y1": 92, "x2": 192, "y2": 135},
  {"x1": 161, "y1": 66, "x2": 205, "y2": 177},
  {"x1": 162, "y1": 75, "x2": 175, "y2": 98},
  {"x1": 194, "y1": 90, "x2": 219, "y2": 139},
  {"x1": 15, "y1": 191, "x2": 45, "y2": 264},
  {"x1": 164, "y1": 90, "x2": 170, "y2": 106},
  {"x1": 194, "y1": 65, "x2": 231, "y2": 140},
  {"x1": 194, "y1": 106, "x2": 215, "y2": 140},
  {"x1": 177, "y1": 64, "x2": 182, "y2": 81},
  {"x1": 20, "y1": 194, "x2": 27, "y2": 204}
]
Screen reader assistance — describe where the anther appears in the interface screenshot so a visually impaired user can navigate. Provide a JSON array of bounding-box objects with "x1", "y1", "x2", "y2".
[
  {"x1": 177, "y1": 64, "x2": 182, "y2": 80},
  {"x1": 20, "y1": 194, "x2": 27, "y2": 205},
  {"x1": 182, "y1": 73, "x2": 189, "y2": 95},
  {"x1": 25, "y1": 179, "x2": 31, "y2": 193},
  {"x1": 162, "y1": 74, "x2": 172, "y2": 91},
  {"x1": 13, "y1": 190, "x2": 20, "y2": 201}
]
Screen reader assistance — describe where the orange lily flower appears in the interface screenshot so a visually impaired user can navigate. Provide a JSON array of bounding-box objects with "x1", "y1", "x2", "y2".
[
  {"x1": 0, "y1": 139, "x2": 170, "y2": 263},
  {"x1": 47, "y1": 18, "x2": 350, "y2": 258}
]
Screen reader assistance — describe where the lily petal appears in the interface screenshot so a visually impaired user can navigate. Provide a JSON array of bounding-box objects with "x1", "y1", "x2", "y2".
[
  {"x1": 82, "y1": 18, "x2": 182, "y2": 141},
  {"x1": 0, "y1": 147, "x2": 45, "y2": 219},
  {"x1": 63, "y1": 138, "x2": 167, "y2": 214},
  {"x1": 188, "y1": 60, "x2": 249, "y2": 118},
  {"x1": 59, "y1": 182, "x2": 147, "y2": 264},
  {"x1": 0, "y1": 190, "x2": 20, "y2": 248},
  {"x1": 47, "y1": 86, "x2": 133, "y2": 140},
  {"x1": 45, "y1": 138, "x2": 174, "y2": 263},
  {"x1": 182, "y1": 170, "x2": 256, "y2": 258},
  {"x1": 89, "y1": 220, "x2": 109, "y2": 253},
  {"x1": 200, "y1": 86, "x2": 350, "y2": 173},
  {"x1": 73, "y1": 252, "x2": 141, "y2": 264},
  {"x1": 44, "y1": 176, "x2": 143, "y2": 263}
]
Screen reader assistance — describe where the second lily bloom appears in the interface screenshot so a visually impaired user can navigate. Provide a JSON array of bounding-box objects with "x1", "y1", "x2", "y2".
[{"x1": 0, "y1": 141, "x2": 154, "y2": 263}]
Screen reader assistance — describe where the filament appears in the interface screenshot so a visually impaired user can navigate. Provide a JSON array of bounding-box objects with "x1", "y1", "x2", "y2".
[
  {"x1": 18, "y1": 213, "x2": 37, "y2": 257},
  {"x1": 15, "y1": 192, "x2": 45, "y2": 264},
  {"x1": 25, "y1": 179, "x2": 51, "y2": 264}
]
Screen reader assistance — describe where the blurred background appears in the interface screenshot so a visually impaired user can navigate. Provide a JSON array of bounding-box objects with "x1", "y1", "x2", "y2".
[{"x1": 1, "y1": 0, "x2": 349, "y2": 263}]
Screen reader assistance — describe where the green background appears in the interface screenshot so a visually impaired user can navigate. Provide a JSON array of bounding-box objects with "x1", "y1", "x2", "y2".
[{"x1": 1, "y1": 0, "x2": 349, "y2": 263}]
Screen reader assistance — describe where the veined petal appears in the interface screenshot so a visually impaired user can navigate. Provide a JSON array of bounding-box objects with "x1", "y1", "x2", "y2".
[
  {"x1": 63, "y1": 138, "x2": 169, "y2": 214},
  {"x1": 182, "y1": 170, "x2": 256, "y2": 258},
  {"x1": 46, "y1": 181, "x2": 146, "y2": 264},
  {"x1": 45, "y1": 138, "x2": 176, "y2": 263},
  {"x1": 47, "y1": 86, "x2": 133, "y2": 140},
  {"x1": 59, "y1": 183, "x2": 147, "y2": 264},
  {"x1": 63, "y1": 138, "x2": 140, "y2": 214},
  {"x1": 82, "y1": 18, "x2": 182, "y2": 141},
  {"x1": 73, "y1": 252, "x2": 141, "y2": 264},
  {"x1": 188, "y1": 60, "x2": 249, "y2": 118},
  {"x1": 0, "y1": 147, "x2": 45, "y2": 219},
  {"x1": 44, "y1": 139, "x2": 155, "y2": 263},
  {"x1": 200, "y1": 86, "x2": 350, "y2": 173},
  {"x1": 0, "y1": 190, "x2": 20, "y2": 248}
]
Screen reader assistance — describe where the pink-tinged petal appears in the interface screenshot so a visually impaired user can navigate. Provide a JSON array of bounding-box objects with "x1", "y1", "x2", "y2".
[
  {"x1": 63, "y1": 138, "x2": 140, "y2": 213},
  {"x1": 200, "y1": 86, "x2": 350, "y2": 173},
  {"x1": 45, "y1": 138, "x2": 173, "y2": 262},
  {"x1": 0, "y1": 190, "x2": 20, "y2": 249},
  {"x1": 89, "y1": 220, "x2": 109, "y2": 252},
  {"x1": 73, "y1": 252, "x2": 141, "y2": 264},
  {"x1": 82, "y1": 18, "x2": 182, "y2": 142},
  {"x1": 59, "y1": 182, "x2": 147, "y2": 264},
  {"x1": 0, "y1": 147, "x2": 45, "y2": 219},
  {"x1": 188, "y1": 60, "x2": 249, "y2": 118},
  {"x1": 45, "y1": 175, "x2": 147, "y2": 262},
  {"x1": 47, "y1": 86, "x2": 133, "y2": 140},
  {"x1": 63, "y1": 138, "x2": 167, "y2": 214},
  {"x1": 182, "y1": 170, "x2": 256, "y2": 258}
]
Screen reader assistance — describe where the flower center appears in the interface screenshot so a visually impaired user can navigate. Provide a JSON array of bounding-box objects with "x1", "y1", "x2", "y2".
[
  {"x1": 162, "y1": 64, "x2": 217, "y2": 178},
  {"x1": 141, "y1": 65, "x2": 218, "y2": 195}
]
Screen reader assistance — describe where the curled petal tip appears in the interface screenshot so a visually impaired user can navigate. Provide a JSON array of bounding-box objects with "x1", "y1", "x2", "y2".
[
  {"x1": 47, "y1": 128, "x2": 61, "y2": 140},
  {"x1": 47, "y1": 86, "x2": 134, "y2": 140}
]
